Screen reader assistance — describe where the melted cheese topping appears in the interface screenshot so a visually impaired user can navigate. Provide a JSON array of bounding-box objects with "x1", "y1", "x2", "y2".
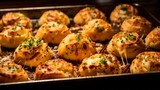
[
  {"x1": 38, "y1": 10, "x2": 70, "y2": 26},
  {"x1": 0, "y1": 25, "x2": 32, "y2": 48},
  {"x1": 74, "y1": 7, "x2": 107, "y2": 26},
  {"x1": 35, "y1": 22, "x2": 71, "y2": 45},
  {"x1": 82, "y1": 19, "x2": 114, "y2": 42},
  {"x1": 110, "y1": 4, "x2": 138, "y2": 23},
  {"x1": 78, "y1": 53, "x2": 122, "y2": 76},
  {"x1": 0, "y1": 61, "x2": 29, "y2": 83},
  {"x1": 2, "y1": 12, "x2": 32, "y2": 30},
  {"x1": 58, "y1": 33, "x2": 96, "y2": 62},
  {"x1": 121, "y1": 15, "x2": 152, "y2": 37},
  {"x1": 14, "y1": 37, "x2": 53, "y2": 68},
  {"x1": 130, "y1": 51, "x2": 160, "y2": 73},
  {"x1": 107, "y1": 32, "x2": 145, "y2": 63},
  {"x1": 145, "y1": 26, "x2": 160, "y2": 50},
  {"x1": 34, "y1": 59, "x2": 74, "y2": 80}
]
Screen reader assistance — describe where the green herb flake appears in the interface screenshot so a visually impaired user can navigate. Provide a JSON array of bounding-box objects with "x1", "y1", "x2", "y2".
[
  {"x1": 100, "y1": 58, "x2": 107, "y2": 65},
  {"x1": 90, "y1": 7, "x2": 96, "y2": 10},
  {"x1": 76, "y1": 34, "x2": 81, "y2": 42},
  {"x1": 69, "y1": 18, "x2": 73, "y2": 21},
  {"x1": 141, "y1": 56, "x2": 145, "y2": 60},
  {"x1": 56, "y1": 21, "x2": 61, "y2": 24},
  {"x1": 119, "y1": 36, "x2": 123, "y2": 43},
  {"x1": 109, "y1": 59, "x2": 113, "y2": 63},
  {"x1": 95, "y1": 26, "x2": 104, "y2": 32},
  {"x1": 84, "y1": 62, "x2": 87, "y2": 65},
  {"x1": 12, "y1": 26, "x2": 17, "y2": 30},
  {"x1": 36, "y1": 39, "x2": 41, "y2": 45},
  {"x1": 8, "y1": 66, "x2": 11, "y2": 69},
  {"x1": 120, "y1": 5, "x2": 127, "y2": 11}
]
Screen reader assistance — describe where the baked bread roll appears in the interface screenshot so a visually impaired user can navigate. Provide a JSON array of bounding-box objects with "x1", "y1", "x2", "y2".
[
  {"x1": 0, "y1": 25, "x2": 32, "y2": 48},
  {"x1": 110, "y1": 4, "x2": 138, "y2": 24},
  {"x1": 38, "y1": 10, "x2": 70, "y2": 26},
  {"x1": 34, "y1": 59, "x2": 74, "y2": 80},
  {"x1": 130, "y1": 51, "x2": 160, "y2": 73},
  {"x1": 145, "y1": 26, "x2": 160, "y2": 50},
  {"x1": 73, "y1": 7, "x2": 106, "y2": 26},
  {"x1": 35, "y1": 22, "x2": 71, "y2": 45},
  {"x1": 82, "y1": 19, "x2": 114, "y2": 42},
  {"x1": 78, "y1": 53, "x2": 122, "y2": 76},
  {"x1": 2, "y1": 12, "x2": 32, "y2": 30},
  {"x1": 0, "y1": 20, "x2": 4, "y2": 31},
  {"x1": 58, "y1": 33, "x2": 96, "y2": 62},
  {"x1": 107, "y1": 31, "x2": 145, "y2": 60},
  {"x1": 0, "y1": 61, "x2": 29, "y2": 83},
  {"x1": 121, "y1": 15, "x2": 152, "y2": 37},
  {"x1": 14, "y1": 37, "x2": 53, "y2": 68}
]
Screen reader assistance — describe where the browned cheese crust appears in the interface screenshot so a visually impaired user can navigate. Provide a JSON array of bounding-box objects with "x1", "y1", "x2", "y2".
[
  {"x1": 0, "y1": 25, "x2": 32, "y2": 48},
  {"x1": 145, "y1": 26, "x2": 160, "y2": 50},
  {"x1": 2, "y1": 12, "x2": 33, "y2": 30},
  {"x1": 121, "y1": 15, "x2": 152, "y2": 37},
  {"x1": 130, "y1": 51, "x2": 160, "y2": 73},
  {"x1": 38, "y1": 10, "x2": 70, "y2": 26},
  {"x1": 74, "y1": 7, "x2": 106, "y2": 26},
  {"x1": 82, "y1": 19, "x2": 114, "y2": 42},
  {"x1": 78, "y1": 53, "x2": 122, "y2": 76},
  {"x1": 34, "y1": 59, "x2": 74, "y2": 80},
  {"x1": 110, "y1": 4, "x2": 138, "y2": 24},
  {"x1": 0, "y1": 61, "x2": 29, "y2": 83},
  {"x1": 14, "y1": 37, "x2": 53, "y2": 68},
  {"x1": 58, "y1": 33, "x2": 96, "y2": 62},
  {"x1": 107, "y1": 31, "x2": 145, "y2": 59},
  {"x1": 35, "y1": 22, "x2": 71, "y2": 45}
]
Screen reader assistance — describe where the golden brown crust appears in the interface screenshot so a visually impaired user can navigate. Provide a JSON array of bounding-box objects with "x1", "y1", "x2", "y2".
[
  {"x1": 145, "y1": 26, "x2": 160, "y2": 50},
  {"x1": 78, "y1": 53, "x2": 122, "y2": 76},
  {"x1": 73, "y1": 7, "x2": 106, "y2": 26},
  {"x1": 2, "y1": 12, "x2": 33, "y2": 30},
  {"x1": 35, "y1": 22, "x2": 71, "y2": 45},
  {"x1": 121, "y1": 15, "x2": 152, "y2": 37},
  {"x1": 107, "y1": 31, "x2": 145, "y2": 59},
  {"x1": 38, "y1": 10, "x2": 70, "y2": 26},
  {"x1": 0, "y1": 61, "x2": 29, "y2": 83},
  {"x1": 110, "y1": 4, "x2": 138, "y2": 23},
  {"x1": 0, "y1": 20, "x2": 4, "y2": 31},
  {"x1": 82, "y1": 19, "x2": 114, "y2": 42},
  {"x1": 34, "y1": 59, "x2": 74, "y2": 80},
  {"x1": 14, "y1": 37, "x2": 53, "y2": 68},
  {"x1": 58, "y1": 33, "x2": 96, "y2": 62},
  {"x1": 130, "y1": 51, "x2": 160, "y2": 73},
  {"x1": 0, "y1": 25, "x2": 32, "y2": 48}
]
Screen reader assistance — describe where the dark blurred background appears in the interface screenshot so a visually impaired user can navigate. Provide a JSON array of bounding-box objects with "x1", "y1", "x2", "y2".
[{"x1": 0, "y1": 0, "x2": 159, "y2": 20}]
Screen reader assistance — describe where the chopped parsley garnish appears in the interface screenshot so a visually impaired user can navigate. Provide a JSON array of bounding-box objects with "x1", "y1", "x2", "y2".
[
  {"x1": 127, "y1": 33, "x2": 137, "y2": 41},
  {"x1": 12, "y1": 26, "x2": 17, "y2": 30},
  {"x1": 56, "y1": 21, "x2": 61, "y2": 24},
  {"x1": 76, "y1": 33, "x2": 81, "y2": 42},
  {"x1": 119, "y1": 36, "x2": 123, "y2": 43},
  {"x1": 151, "y1": 56, "x2": 155, "y2": 59},
  {"x1": 141, "y1": 56, "x2": 145, "y2": 60},
  {"x1": 8, "y1": 66, "x2": 11, "y2": 69},
  {"x1": 100, "y1": 58, "x2": 107, "y2": 64},
  {"x1": 90, "y1": 7, "x2": 96, "y2": 10},
  {"x1": 69, "y1": 18, "x2": 73, "y2": 21},
  {"x1": 120, "y1": 5, "x2": 128, "y2": 11},
  {"x1": 96, "y1": 26, "x2": 104, "y2": 32},
  {"x1": 36, "y1": 39, "x2": 41, "y2": 45},
  {"x1": 22, "y1": 37, "x2": 41, "y2": 48},
  {"x1": 109, "y1": 59, "x2": 113, "y2": 63},
  {"x1": 84, "y1": 62, "x2": 87, "y2": 65}
]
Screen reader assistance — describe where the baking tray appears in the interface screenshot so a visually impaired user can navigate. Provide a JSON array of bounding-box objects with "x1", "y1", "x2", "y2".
[{"x1": 0, "y1": 3, "x2": 160, "y2": 89}]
